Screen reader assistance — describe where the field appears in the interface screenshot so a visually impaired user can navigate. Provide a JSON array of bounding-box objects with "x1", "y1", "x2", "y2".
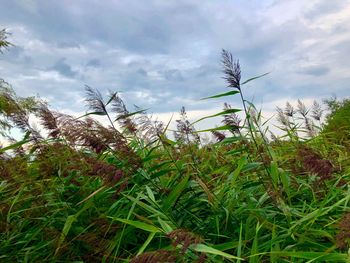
[{"x1": 1, "y1": 32, "x2": 350, "y2": 262}]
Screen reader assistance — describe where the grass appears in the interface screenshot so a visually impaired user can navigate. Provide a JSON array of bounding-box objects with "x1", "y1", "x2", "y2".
[{"x1": 1, "y1": 43, "x2": 350, "y2": 262}]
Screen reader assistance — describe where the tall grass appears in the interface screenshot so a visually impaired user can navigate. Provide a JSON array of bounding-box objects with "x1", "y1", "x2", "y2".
[{"x1": 1, "y1": 43, "x2": 350, "y2": 262}]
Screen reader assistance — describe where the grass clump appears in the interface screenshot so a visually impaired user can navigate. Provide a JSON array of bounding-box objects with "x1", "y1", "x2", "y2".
[
  {"x1": 322, "y1": 97, "x2": 350, "y2": 143},
  {"x1": 1, "y1": 42, "x2": 350, "y2": 263}
]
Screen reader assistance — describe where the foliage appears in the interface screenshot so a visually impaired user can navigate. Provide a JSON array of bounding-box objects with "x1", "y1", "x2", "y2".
[
  {"x1": 1, "y1": 43, "x2": 350, "y2": 263},
  {"x1": 322, "y1": 97, "x2": 350, "y2": 143},
  {"x1": 0, "y1": 29, "x2": 11, "y2": 53}
]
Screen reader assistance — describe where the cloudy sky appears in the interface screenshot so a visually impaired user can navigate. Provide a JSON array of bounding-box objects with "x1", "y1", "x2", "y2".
[{"x1": 1, "y1": 0, "x2": 350, "y2": 127}]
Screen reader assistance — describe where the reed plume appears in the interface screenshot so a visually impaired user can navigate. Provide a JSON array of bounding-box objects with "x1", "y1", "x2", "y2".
[{"x1": 221, "y1": 49, "x2": 241, "y2": 90}]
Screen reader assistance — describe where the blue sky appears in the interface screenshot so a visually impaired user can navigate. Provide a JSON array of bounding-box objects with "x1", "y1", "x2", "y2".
[{"x1": 1, "y1": 0, "x2": 350, "y2": 126}]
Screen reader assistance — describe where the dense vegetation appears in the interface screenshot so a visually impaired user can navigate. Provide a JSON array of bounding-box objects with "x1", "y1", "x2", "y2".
[{"x1": 1, "y1": 30, "x2": 350, "y2": 262}]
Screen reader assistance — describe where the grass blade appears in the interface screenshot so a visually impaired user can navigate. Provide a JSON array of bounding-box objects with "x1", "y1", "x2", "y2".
[{"x1": 200, "y1": 90, "x2": 240, "y2": 100}]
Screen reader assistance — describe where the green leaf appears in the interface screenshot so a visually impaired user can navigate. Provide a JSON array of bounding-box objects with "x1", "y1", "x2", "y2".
[
  {"x1": 115, "y1": 108, "x2": 148, "y2": 121},
  {"x1": 158, "y1": 217, "x2": 173, "y2": 234},
  {"x1": 193, "y1": 109, "x2": 241, "y2": 124},
  {"x1": 137, "y1": 232, "x2": 156, "y2": 255},
  {"x1": 270, "y1": 161, "x2": 279, "y2": 187},
  {"x1": 110, "y1": 218, "x2": 161, "y2": 233},
  {"x1": 148, "y1": 160, "x2": 173, "y2": 172},
  {"x1": 77, "y1": 111, "x2": 107, "y2": 119},
  {"x1": 145, "y1": 186, "x2": 156, "y2": 203},
  {"x1": 163, "y1": 174, "x2": 190, "y2": 211},
  {"x1": 241, "y1": 72, "x2": 269, "y2": 85},
  {"x1": 201, "y1": 90, "x2": 240, "y2": 100},
  {"x1": 55, "y1": 200, "x2": 93, "y2": 256},
  {"x1": 194, "y1": 244, "x2": 244, "y2": 260},
  {"x1": 142, "y1": 153, "x2": 163, "y2": 163},
  {"x1": 229, "y1": 156, "x2": 247, "y2": 186},
  {"x1": 249, "y1": 222, "x2": 261, "y2": 263},
  {"x1": 241, "y1": 162, "x2": 262, "y2": 173},
  {"x1": 150, "y1": 168, "x2": 176, "y2": 179},
  {"x1": 237, "y1": 223, "x2": 243, "y2": 263},
  {"x1": 195, "y1": 125, "x2": 233, "y2": 133},
  {"x1": 0, "y1": 138, "x2": 30, "y2": 153},
  {"x1": 106, "y1": 91, "x2": 118, "y2": 106},
  {"x1": 105, "y1": 91, "x2": 118, "y2": 106},
  {"x1": 225, "y1": 148, "x2": 245, "y2": 156},
  {"x1": 220, "y1": 136, "x2": 244, "y2": 145},
  {"x1": 124, "y1": 195, "x2": 165, "y2": 217},
  {"x1": 242, "y1": 181, "x2": 264, "y2": 189},
  {"x1": 160, "y1": 135, "x2": 176, "y2": 146},
  {"x1": 267, "y1": 251, "x2": 349, "y2": 261},
  {"x1": 55, "y1": 215, "x2": 76, "y2": 256},
  {"x1": 279, "y1": 169, "x2": 290, "y2": 195}
]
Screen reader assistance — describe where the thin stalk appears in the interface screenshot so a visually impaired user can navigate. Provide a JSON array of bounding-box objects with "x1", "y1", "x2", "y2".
[{"x1": 238, "y1": 88, "x2": 277, "y2": 192}]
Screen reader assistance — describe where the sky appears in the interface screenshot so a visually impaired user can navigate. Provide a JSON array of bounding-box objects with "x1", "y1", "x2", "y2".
[{"x1": 0, "y1": 0, "x2": 350, "y2": 131}]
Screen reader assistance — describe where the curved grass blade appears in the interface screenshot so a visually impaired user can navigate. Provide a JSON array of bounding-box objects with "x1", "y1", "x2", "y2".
[
  {"x1": 192, "y1": 109, "x2": 241, "y2": 124},
  {"x1": 241, "y1": 72, "x2": 270, "y2": 85},
  {"x1": 106, "y1": 91, "x2": 118, "y2": 106},
  {"x1": 110, "y1": 218, "x2": 161, "y2": 233},
  {"x1": 115, "y1": 108, "x2": 149, "y2": 121},
  {"x1": 136, "y1": 232, "x2": 156, "y2": 256},
  {"x1": 0, "y1": 138, "x2": 30, "y2": 153},
  {"x1": 163, "y1": 174, "x2": 190, "y2": 211},
  {"x1": 220, "y1": 136, "x2": 244, "y2": 144},
  {"x1": 194, "y1": 244, "x2": 244, "y2": 261},
  {"x1": 266, "y1": 251, "x2": 349, "y2": 262},
  {"x1": 195, "y1": 125, "x2": 233, "y2": 133},
  {"x1": 76, "y1": 111, "x2": 107, "y2": 119},
  {"x1": 158, "y1": 217, "x2": 174, "y2": 234},
  {"x1": 201, "y1": 90, "x2": 240, "y2": 100}
]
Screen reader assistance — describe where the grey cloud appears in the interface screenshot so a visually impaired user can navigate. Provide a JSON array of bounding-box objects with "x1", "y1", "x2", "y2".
[
  {"x1": 86, "y1": 59, "x2": 101, "y2": 68},
  {"x1": 136, "y1": 68, "x2": 147, "y2": 76},
  {"x1": 56, "y1": 41, "x2": 81, "y2": 49},
  {"x1": 1, "y1": 1, "x2": 212, "y2": 55},
  {"x1": 162, "y1": 69, "x2": 184, "y2": 81},
  {"x1": 0, "y1": 46, "x2": 32, "y2": 64},
  {"x1": 50, "y1": 58, "x2": 77, "y2": 78},
  {"x1": 299, "y1": 66, "x2": 330, "y2": 76},
  {"x1": 305, "y1": 0, "x2": 348, "y2": 19}
]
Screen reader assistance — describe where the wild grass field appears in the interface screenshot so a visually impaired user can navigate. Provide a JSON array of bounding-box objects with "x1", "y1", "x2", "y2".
[{"x1": 1, "y1": 29, "x2": 350, "y2": 262}]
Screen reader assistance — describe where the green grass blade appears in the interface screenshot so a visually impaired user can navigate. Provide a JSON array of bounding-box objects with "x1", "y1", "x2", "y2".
[
  {"x1": 0, "y1": 138, "x2": 30, "y2": 153},
  {"x1": 241, "y1": 72, "x2": 269, "y2": 85},
  {"x1": 200, "y1": 90, "x2": 240, "y2": 100},
  {"x1": 192, "y1": 109, "x2": 241, "y2": 124},
  {"x1": 163, "y1": 174, "x2": 190, "y2": 211},
  {"x1": 195, "y1": 125, "x2": 233, "y2": 133},
  {"x1": 110, "y1": 218, "x2": 161, "y2": 233},
  {"x1": 136, "y1": 232, "x2": 156, "y2": 256},
  {"x1": 194, "y1": 244, "x2": 244, "y2": 261}
]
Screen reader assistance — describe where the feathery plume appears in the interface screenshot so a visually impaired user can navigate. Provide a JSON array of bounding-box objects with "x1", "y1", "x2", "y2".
[
  {"x1": 85, "y1": 86, "x2": 107, "y2": 115},
  {"x1": 297, "y1": 146, "x2": 334, "y2": 184},
  {"x1": 130, "y1": 250, "x2": 177, "y2": 263},
  {"x1": 222, "y1": 103, "x2": 241, "y2": 134},
  {"x1": 284, "y1": 102, "x2": 295, "y2": 117},
  {"x1": 221, "y1": 49, "x2": 241, "y2": 90},
  {"x1": 297, "y1": 99, "x2": 308, "y2": 117},
  {"x1": 37, "y1": 103, "x2": 60, "y2": 138},
  {"x1": 110, "y1": 92, "x2": 138, "y2": 133},
  {"x1": 174, "y1": 106, "x2": 200, "y2": 144},
  {"x1": 167, "y1": 229, "x2": 203, "y2": 254},
  {"x1": 136, "y1": 110, "x2": 164, "y2": 142},
  {"x1": 336, "y1": 213, "x2": 350, "y2": 249},
  {"x1": 311, "y1": 100, "x2": 323, "y2": 121},
  {"x1": 276, "y1": 106, "x2": 289, "y2": 127},
  {"x1": 211, "y1": 130, "x2": 226, "y2": 142}
]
